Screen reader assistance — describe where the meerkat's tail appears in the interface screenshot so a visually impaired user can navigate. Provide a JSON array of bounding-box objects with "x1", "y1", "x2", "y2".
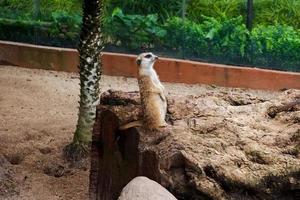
[{"x1": 119, "y1": 120, "x2": 143, "y2": 130}]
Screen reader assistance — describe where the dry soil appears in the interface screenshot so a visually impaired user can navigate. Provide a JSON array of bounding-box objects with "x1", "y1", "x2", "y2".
[{"x1": 0, "y1": 65, "x2": 293, "y2": 200}]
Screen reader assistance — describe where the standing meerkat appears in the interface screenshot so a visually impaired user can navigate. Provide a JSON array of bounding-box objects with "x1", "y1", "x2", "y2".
[{"x1": 120, "y1": 52, "x2": 167, "y2": 130}]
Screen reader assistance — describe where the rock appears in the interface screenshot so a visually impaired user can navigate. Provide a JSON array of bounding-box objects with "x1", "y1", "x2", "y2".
[
  {"x1": 90, "y1": 89, "x2": 300, "y2": 200},
  {"x1": 43, "y1": 162, "x2": 69, "y2": 178},
  {"x1": 118, "y1": 177, "x2": 177, "y2": 200}
]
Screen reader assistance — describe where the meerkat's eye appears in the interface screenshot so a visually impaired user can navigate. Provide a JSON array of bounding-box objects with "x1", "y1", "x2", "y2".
[{"x1": 144, "y1": 54, "x2": 152, "y2": 58}]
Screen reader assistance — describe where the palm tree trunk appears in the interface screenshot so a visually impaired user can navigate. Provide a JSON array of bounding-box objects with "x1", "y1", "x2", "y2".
[{"x1": 64, "y1": 0, "x2": 104, "y2": 162}]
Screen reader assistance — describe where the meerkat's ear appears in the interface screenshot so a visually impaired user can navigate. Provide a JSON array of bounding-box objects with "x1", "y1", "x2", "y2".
[{"x1": 136, "y1": 59, "x2": 142, "y2": 66}]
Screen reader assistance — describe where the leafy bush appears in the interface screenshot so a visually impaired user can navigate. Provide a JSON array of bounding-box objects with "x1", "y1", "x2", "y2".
[
  {"x1": 0, "y1": 17, "x2": 80, "y2": 47},
  {"x1": 254, "y1": 0, "x2": 300, "y2": 29},
  {"x1": 163, "y1": 16, "x2": 249, "y2": 64},
  {"x1": 201, "y1": 16, "x2": 249, "y2": 62},
  {"x1": 187, "y1": 0, "x2": 244, "y2": 23},
  {"x1": 0, "y1": 0, "x2": 299, "y2": 72},
  {"x1": 0, "y1": 0, "x2": 82, "y2": 47},
  {"x1": 163, "y1": 16, "x2": 300, "y2": 71},
  {"x1": 40, "y1": 0, "x2": 82, "y2": 14},
  {"x1": 162, "y1": 17, "x2": 207, "y2": 56},
  {"x1": 104, "y1": 0, "x2": 182, "y2": 22},
  {"x1": 0, "y1": 0, "x2": 33, "y2": 20},
  {"x1": 51, "y1": 11, "x2": 81, "y2": 33},
  {"x1": 0, "y1": 18, "x2": 48, "y2": 40},
  {"x1": 250, "y1": 25, "x2": 300, "y2": 71},
  {"x1": 104, "y1": 8, "x2": 166, "y2": 49},
  {"x1": 0, "y1": 0, "x2": 82, "y2": 20},
  {"x1": 186, "y1": 0, "x2": 300, "y2": 29},
  {"x1": 0, "y1": 0, "x2": 33, "y2": 11},
  {"x1": 104, "y1": 10, "x2": 300, "y2": 71}
]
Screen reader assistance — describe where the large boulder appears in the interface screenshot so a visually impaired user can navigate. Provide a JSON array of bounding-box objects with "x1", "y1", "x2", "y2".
[
  {"x1": 118, "y1": 176, "x2": 177, "y2": 200},
  {"x1": 90, "y1": 89, "x2": 300, "y2": 200}
]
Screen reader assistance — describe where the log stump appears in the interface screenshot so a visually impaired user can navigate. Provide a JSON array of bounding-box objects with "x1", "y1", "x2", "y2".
[{"x1": 89, "y1": 89, "x2": 300, "y2": 200}]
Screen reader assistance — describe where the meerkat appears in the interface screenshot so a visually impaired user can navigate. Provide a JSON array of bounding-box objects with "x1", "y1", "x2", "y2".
[{"x1": 119, "y1": 52, "x2": 167, "y2": 130}]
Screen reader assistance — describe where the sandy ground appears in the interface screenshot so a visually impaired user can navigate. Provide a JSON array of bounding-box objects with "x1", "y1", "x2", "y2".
[{"x1": 0, "y1": 65, "x2": 280, "y2": 200}]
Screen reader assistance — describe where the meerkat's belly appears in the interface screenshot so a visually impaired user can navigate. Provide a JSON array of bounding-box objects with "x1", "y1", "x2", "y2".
[
  {"x1": 138, "y1": 76, "x2": 167, "y2": 129},
  {"x1": 144, "y1": 94, "x2": 166, "y2": 127}
]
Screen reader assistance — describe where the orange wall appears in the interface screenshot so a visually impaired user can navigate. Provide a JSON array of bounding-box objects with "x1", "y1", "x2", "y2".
[{"x1": 0, "y1": 41, "x2": 299, "y2": 90}]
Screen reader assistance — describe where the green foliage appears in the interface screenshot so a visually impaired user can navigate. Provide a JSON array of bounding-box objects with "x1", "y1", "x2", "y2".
[
  {"x1": 0, "y1": 0, "x2": 32, "y2": 20},
  {"x1": 201, "y1": 16, "x2": 249, "y2": 61},
  {"x1": 162, "y1": 17, "x2": 207, "y2": 56},
  {"x1": 51, "y1": 11, "x2": 81, "y2": 32},
  {"x1": 0, "y1": 0, "x2": 82, "y2": 20},
  {"x1": 104, "y1": 0, "x2": 182, "y2": 22},
  {"x1": 187, "y1": 0, "x2": 244, "y2": 23},
  {"x1": 163, "y1": 16, "x2": 299, "y2": 71},
  {"x1": 0, "y1": 0, "x2": 299, "y2": 71},
  {"x1": 40, "y1": 0, "x2": 82, "y2": 14},
  {"x1": 104, "y1": 8, "x2": 166, "y2": 49},
  {"x1": 0, "y1": 18, "x2": 48, "y2": 37},
  {"x1": 0, "y1": 0, "x2": 82, "y2": 47},
  {"x1": 254, "y1": 0, "x2": 300, "y2": 28},
  {"x1": 0, "y1": 0, "x2": 33, "y2": 11},
  {"x1": 163, "y1": 16, "x2": 249, "y2": 63},
  {"x1": 250, "y1": 25, "x2": 300, "y2": 71},
  {"x1": 187, "y1": 0, "x2": 300, "y2": 29},
  {"x1": 0, "y1": 17, "x2": 80, "y2": 47}
]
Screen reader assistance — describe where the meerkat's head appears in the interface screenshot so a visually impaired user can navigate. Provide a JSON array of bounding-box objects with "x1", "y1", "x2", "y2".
[{"x1": 136, "y1": 52, "x2": 158, "y2": 69}]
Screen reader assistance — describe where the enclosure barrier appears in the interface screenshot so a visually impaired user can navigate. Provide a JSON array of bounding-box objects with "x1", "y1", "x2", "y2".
[{"x1": 0, "y1": 40, "x2": 299, "y2": 90}]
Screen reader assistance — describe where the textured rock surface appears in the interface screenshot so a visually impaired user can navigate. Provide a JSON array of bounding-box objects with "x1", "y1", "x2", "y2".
[
  {"x1": 118, "y1": 176, "x2": 177, "y2": 200},
  {"x1": 90, "y1": 89, "x2": 300, "y2": 200}
]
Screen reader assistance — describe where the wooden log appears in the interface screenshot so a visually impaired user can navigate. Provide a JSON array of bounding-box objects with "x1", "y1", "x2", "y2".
[
  {"x1": 267, "y1": 99, "x2": 300, "y2": 118},
  {"x1": 89, "y1": 90, "x2": 300, "y2": 200}
]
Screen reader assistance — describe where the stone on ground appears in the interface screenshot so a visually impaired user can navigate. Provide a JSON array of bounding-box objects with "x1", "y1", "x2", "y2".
[{"x1": 118, "y1": 176, "x2": 177, "y2": 200}]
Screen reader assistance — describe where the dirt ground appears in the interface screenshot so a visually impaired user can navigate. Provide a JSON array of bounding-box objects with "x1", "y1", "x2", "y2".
[{"x1": 0, "y1": 65, "x2": 293, "y2": 200}]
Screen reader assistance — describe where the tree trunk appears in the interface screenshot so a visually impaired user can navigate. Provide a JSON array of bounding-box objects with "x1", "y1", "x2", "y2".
[
  {"x1": 64, "y1": 0, "x2": 104, "y2": 162},
  {"x1": 246, "y1": 0, "x2": 254, "y2": 30},
  {"x1": 90, "y1": 90, "x2": 300, "y2": 200}
]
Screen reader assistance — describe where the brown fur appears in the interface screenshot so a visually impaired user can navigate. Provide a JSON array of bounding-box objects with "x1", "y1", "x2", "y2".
[
  {"x1": 138, "y1": 76, "x2": 167, "y2": 130},
  {"x1": 119, "y1": 52, "x2": 167, "y2": 131}
]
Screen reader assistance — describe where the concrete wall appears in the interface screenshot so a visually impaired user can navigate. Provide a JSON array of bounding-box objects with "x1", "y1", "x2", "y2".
[{"x1": 0, "y1": 40, "x2": 299, "y2": 90}]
